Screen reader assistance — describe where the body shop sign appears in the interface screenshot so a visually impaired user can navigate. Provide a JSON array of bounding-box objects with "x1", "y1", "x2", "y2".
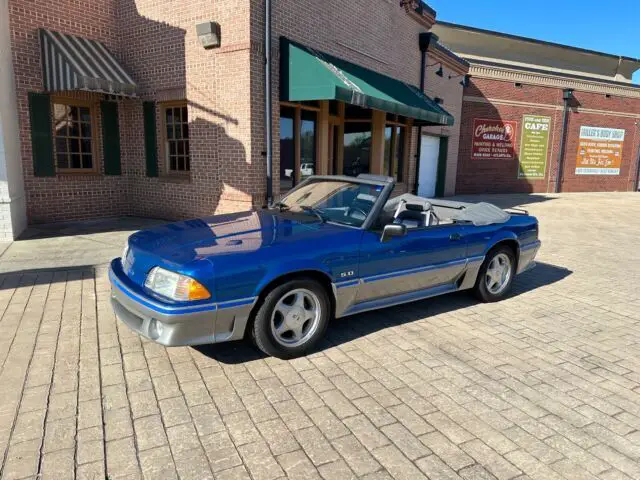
[
  {"x1": 471, "y1": 119, "x2": 517, "y2": 160},
  {"x1": 518, "y1": 115, "x2": 551, "y2": 179},
  {"x1": 576, "y1": 126, "x2": 624, "y2": 175}
]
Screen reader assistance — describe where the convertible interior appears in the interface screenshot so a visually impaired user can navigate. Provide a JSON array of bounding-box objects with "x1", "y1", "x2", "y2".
[{"x1": 378, "y1": 194, "x2": 511, "y2": 229}]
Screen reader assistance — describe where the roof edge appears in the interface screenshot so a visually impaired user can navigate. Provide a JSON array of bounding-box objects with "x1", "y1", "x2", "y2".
[
  {"x1": 429, "y1": 42, "x2": 470, "y2": 70},
  {"x1": 436, "y1": 21, "x2": 640, "y2": 65}
]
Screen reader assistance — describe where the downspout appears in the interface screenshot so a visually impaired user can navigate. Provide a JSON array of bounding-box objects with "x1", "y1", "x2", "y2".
[
  {"x1": 413, "y1": 32, "x2": 437, "y2": 194},
  {"x1": 554, "y1": 88, "x2": 573, "y2": 193},
  {"x1": 265, "y1": 0, "x2": 273, "y2": 205},
  {"x1": 635, "y1": 123, "x2": 640, "y2": 191}
]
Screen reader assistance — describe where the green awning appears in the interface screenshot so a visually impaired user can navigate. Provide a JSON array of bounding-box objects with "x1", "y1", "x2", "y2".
[{"x1": 280, "y1": 38, "x2": 454, "y2": 126}]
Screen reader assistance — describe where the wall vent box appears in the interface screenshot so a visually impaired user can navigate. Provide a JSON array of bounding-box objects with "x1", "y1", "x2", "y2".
[{"x1": 196, "y1": 22, "x2": 221, "y2": 49}]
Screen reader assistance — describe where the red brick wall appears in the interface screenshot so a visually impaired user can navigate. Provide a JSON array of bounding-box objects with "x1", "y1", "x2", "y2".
[
  {"x1": 8, "y1": 0, "x2": 129, "y2": 223},
  {"x1": 118, "y1": 0, "x2": 258, "y2": 219},
  {"x1": 255, "y1": 0, "x2": 466, "y2": 199},
  {"x1": 456, "y1": 77, "x2": 640, "y2": 194},
  {"x1": 10, "y1": 0, "x2": 466, "y2": 224},
  {"x1": 9, "y1": 0, "x2": 261, "y2": 224}
]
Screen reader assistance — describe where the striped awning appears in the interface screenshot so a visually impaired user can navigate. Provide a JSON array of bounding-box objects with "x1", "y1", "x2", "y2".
[{"x1": 39, "y1": 29, "x2": 137, "y2": 96}]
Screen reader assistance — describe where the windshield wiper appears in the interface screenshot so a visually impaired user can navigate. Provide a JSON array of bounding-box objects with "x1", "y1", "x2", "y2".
[{"x1": 300, "y1": 205, "x2": 326, "y2": 223}]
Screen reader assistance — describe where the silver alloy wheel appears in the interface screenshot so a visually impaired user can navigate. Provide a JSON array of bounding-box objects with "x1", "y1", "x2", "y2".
[
  {"x1": 270, "y1": 288, "x2": 322, "y2": 348},
  {"x1": 485, "y1": 252, "x2": 512, "y2": 295}
]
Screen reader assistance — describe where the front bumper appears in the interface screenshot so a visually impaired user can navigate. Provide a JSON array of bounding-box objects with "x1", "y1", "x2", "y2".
[{"x1": 109, "y1": 260, "x2": 257, "y2": 346}]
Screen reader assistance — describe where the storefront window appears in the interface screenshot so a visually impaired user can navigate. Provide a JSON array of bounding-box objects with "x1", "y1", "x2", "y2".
[
  {"x1": 300, "y1": 110, "x2": 317, "y2": 181},
  {"x1": 384, "y1": 127, "x2": 393, "y2": 178},
  {"x1": 384, "y1": 115, "x2": 407, "y2": 182},
  {"x1": 395, "y1": 127, "x2": 405, "y2": 182},
  {"x1": 280, "y1": 106, "x2": 295, "y2": 191},
  {"x1": 343, "y1": 122, "x2": 371, "y2": 177}
]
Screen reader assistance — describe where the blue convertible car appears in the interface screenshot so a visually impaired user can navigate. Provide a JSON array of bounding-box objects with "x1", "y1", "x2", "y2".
[{"x1": 110, "y1": 174, "x2": 540, "y2": 358}]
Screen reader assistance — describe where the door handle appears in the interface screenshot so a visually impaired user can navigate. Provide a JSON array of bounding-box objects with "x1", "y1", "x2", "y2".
[{"x1": 449, "y1": 233, "x2": 462, "y2": 241}]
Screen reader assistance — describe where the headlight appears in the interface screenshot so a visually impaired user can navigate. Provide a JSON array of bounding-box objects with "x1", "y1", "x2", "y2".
[{"x1": 144, "y1": 267, "x2": 211, "y2": 302}]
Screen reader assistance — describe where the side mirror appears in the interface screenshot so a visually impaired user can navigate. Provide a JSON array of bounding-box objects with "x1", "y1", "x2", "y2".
[{"x1": 381, "y1": 223, "x2": 407, "y2": 243}]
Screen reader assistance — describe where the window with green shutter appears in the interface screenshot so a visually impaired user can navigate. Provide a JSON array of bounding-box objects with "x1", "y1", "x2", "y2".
[
  {"x1": 143, "y1": 101, "x2": 158, "y2": 177},
  {"x1": 28, "y1": 92, "x2": 55, "y2": 177},
  {"x1": 101, "y1": 101, "x2": 121, "y2": 175},
  {"x1": 52, "y1": 98, "x2": 97, "y2": 172}
]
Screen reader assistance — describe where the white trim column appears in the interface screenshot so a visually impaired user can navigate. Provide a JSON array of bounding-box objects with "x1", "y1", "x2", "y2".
[{"x1": 0, "y1": 0, "x2": 27, "y2": 241}]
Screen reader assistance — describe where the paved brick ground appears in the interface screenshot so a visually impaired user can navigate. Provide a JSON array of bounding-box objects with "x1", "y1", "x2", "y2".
[{"x1": 1, "y1": 193, "x2": 639, "y2": 480}]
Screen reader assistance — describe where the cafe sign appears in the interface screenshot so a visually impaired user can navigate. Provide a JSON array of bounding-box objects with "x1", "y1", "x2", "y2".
[
  {"x1": 471, "y1": 118, "x2": 518, "y2": 160},
  {"x1": 575, "y1": 126, "x2": 624, "y2": 175},
  {"x1": 518, "y1": 115, "x2": 551, "y2": 179}
]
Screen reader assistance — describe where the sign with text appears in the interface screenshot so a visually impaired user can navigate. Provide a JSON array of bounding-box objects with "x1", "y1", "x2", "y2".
[
  {"x1": 471, "y1": 119, "x2": 518, "y2": 160},
  {"x1": 575, "y1": 126, "x2": 625, "y2": 175},
  {"x1": 518, "y1": 115, "x2": 551, "y2": 179}
]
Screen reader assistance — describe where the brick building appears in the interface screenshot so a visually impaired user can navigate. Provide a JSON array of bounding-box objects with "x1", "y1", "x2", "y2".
[
  {"x1": 432, "y1": 22, "x2": 640, "y2": 194},
  {"x1": 0, "y1": 0, "x2": 469, "y2": 239},
  {"x1": 1, "y1": 2, "x2": 638, "y2": 241}
]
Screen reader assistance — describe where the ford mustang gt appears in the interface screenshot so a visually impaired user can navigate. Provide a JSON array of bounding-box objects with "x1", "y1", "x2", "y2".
[{"x1": 110, "y1": 174, "x2": 540, "y2": 358}]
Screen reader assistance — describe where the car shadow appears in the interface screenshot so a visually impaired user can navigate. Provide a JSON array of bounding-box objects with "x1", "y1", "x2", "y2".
[{"x1": 194, "y1": 261, "x2": 572, "y2": 364}]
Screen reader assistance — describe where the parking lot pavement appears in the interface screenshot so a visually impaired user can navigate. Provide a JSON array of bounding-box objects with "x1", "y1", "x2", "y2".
[{"x1": 0, "y1": 192, "x2": 639, "y2": 480}]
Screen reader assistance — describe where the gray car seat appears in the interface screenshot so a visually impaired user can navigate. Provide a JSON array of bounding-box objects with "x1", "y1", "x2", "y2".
[{"x1": 392, "y1": 200, "x2": 439, "y2": 228}]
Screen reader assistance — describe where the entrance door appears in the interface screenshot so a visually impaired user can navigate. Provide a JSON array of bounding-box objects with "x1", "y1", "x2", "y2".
[{"x1": 418, "y1": 135, "x2": 440, "y2": 197}]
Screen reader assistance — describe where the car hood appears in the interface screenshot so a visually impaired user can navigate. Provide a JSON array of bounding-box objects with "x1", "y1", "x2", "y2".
[{"x1": 127, "y1": 209, "x2": 348, "y2": 265}]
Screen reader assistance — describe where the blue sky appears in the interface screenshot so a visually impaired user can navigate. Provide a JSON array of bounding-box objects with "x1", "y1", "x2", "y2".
[{"x1": 427, "y1": 0, "x2": 640, "y2": 84}]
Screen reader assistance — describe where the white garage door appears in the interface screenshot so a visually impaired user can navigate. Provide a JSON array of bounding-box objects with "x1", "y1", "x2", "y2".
[{"x1": 418, "y1": 135, "x2": 440, "y2": 197}]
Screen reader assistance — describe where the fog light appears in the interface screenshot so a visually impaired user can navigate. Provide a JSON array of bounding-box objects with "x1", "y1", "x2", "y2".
[{"x1": 148, "y1": 319, "x2": 164, "y2": 340}]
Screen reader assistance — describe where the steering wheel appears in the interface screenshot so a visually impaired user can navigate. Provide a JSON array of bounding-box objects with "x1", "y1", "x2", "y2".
[{"x1": 348, "y1": 206, "x2": 368, "y2": 221}]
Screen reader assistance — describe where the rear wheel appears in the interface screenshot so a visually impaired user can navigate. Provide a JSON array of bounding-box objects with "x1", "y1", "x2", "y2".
[
  {"x1": 474, "y1": 246, "x2": 516, "y2": 302},
  {"x1": 251, "y1": 278, "x2": 330, "y2": 359}
]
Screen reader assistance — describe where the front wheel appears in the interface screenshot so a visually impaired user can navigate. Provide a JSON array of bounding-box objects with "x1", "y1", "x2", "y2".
[
  {"x1": 251, "y1": 278, "x2": 330, "y2": 359},
  {"x1": 474, "y1": 246, "x2": 516, "y2": 302}
]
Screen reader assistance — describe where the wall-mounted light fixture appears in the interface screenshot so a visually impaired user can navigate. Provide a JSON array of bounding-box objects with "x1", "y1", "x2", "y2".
[
  {"x1": 196, "y1": 21, "x2": 221, "y2": 49},
  {"x1": 448, "y1": 73, "x2": 470, "y2": 87},
  {"x1": 426, "y1": 62, "x2": 444, "y2": 77}
]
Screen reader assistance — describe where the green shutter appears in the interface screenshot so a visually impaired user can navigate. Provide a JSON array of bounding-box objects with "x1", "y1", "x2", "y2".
[
  {"x1": 143, "y1": 101, "x2": 158, "y2": 177},
  {"x1": 28, "y1": 92, "x2": 55, "y2": 177},
  {"x1": 101, "y1": 101, "x2": 121, "y2": 175}
]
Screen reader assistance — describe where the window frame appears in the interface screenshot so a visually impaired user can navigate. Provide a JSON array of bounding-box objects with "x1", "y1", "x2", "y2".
[
  {"x1": 51, "y1": 96, "x2": 99, "y2": 174},
  {"x1": 384, "y1": 115, "x2": 410, "y2": 183},
  {"x1": 159, "y1": 100, "x2": 191, "y2": 176},
  {"x1": 280, "y1": 101, "x2": 321, "y2": 189}
]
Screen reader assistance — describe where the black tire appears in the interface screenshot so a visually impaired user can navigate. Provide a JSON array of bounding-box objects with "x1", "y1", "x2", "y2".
[
  {"x1": 473, "y1": 245, "x2": 516, "y2": 302},
  {"x1": 251, "y1": 278, "x2": 330, "y2": 359}
]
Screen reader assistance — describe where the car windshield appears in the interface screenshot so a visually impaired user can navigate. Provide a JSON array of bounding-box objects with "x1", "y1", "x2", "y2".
[{"x1": 277, "y1": 180, "x2": 384, "y2": 228}]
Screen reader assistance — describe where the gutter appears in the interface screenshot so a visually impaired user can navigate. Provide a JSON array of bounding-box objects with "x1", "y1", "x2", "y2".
[
  {"x1": 265, "y1": 0, "x2": 273, "y2": 205},
  {"x1": 635, "y1": 123, "x2": 640, "y2": 191},
  {"x1": 413, "y1": 32, "x2": 438, "y2": 194},
  {"x1": 554, "y1": 88, "x2": 573, "y2": 193}
]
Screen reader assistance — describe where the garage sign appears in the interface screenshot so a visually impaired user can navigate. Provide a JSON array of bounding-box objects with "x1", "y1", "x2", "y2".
[
  {"x1": 575, "y1": 126, "x2": 624, "y2": 175},
  {"x1": 518, "y1": 115, "x2": 551, "y2": 179},
  {"x1": 471, "y1": 118, "x2": 518, "y2": 160}
]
